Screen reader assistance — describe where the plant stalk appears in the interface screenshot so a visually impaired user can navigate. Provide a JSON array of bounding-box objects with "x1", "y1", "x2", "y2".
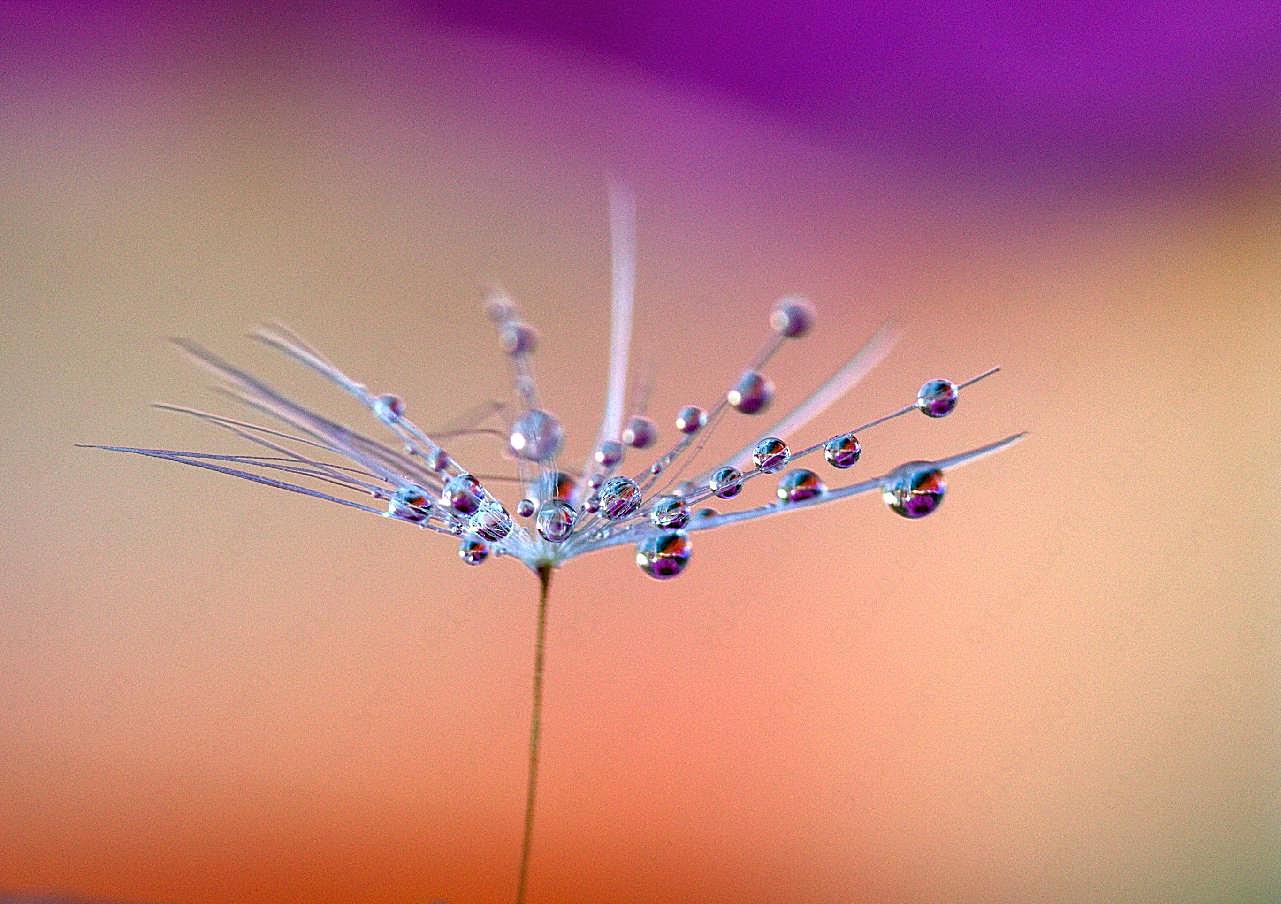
[{"x1": 516, "y1": 564, "x2": 553, "y2": 904}]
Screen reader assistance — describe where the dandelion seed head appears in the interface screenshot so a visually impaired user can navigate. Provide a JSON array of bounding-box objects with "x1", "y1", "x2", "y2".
[{"x1": 89, "y1": 189, "x2": 1024, "y2": 580}]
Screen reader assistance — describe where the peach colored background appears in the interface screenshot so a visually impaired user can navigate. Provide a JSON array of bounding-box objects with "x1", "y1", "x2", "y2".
[{"x1": 2, "y1": 8, "x2": 1278, "y2": 903}]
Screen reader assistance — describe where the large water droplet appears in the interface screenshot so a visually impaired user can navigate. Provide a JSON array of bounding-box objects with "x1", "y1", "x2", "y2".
[
  {"x1": 510, "y1": 409, "x2": 564, "y2": 461},
  {"x1": 442, "y1": 473, "x2": 484, "y2": 515},
  {"x1": 777, "y1": 468, "x2": 825, "y2": 503},
  {"x1": 373, "y1": 393, "x2": 404, "y2": 424},
  {"x1": 751, "y1": 436, "x2": 790, "y2": 473},
  {"x1": 458, "y1": 536, "x2": 489, "y2": 565},
  {"x1": 709, "y1": 466, "x2": 744, "y2": 499},
  {"x1": 622, "y1": 415, "x2": 656, "y2": 449},
  {"x1": 882, "y1": 461, "x2": 946, "y2": 518},
  {"x1": 597, "y1": 475, "x2": 642, "y2": 520},
  {"x1": 770, "y1": 296, "x2": 815, "y2": 338},
  {"x1": 594, "y1": 440, "x2": 624, "y2": 468},
  {"x1": 916, "y1": 379, "x2": 959, "y2": 418},
  {"x1": 650, "y1": 495, "x2": 690, "y2": 529},
  {"x1": 727, "y1": 371, "x2": 773, "y2": 414},
  {"x1": 536, "y1": 499, "x2": 577, "y2": 543},
  {"x1": 635, "y1": 531, "x2": 691, "y2": 580},
  {"x1": 468, "y1": 501, "x2": 512, "y2": 542},
  {"x1": 675, "y1": 405, "x2": 707, "y2": 435},
  {"x1": 387, "y1": 485, "x2": 431, "y2": 523},
  {"x1": 823, "y1": 432, "x2": 862, "y2": 469}
]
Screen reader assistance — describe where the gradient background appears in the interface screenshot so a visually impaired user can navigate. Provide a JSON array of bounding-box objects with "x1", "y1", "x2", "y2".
[{"x1": 2, "y1": 4, "x2": 1278, "y2": 902}]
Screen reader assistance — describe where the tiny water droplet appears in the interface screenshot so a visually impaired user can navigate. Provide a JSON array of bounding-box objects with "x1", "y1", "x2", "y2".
[
  {"x1": 882, "y1": 461, "x2": 946, "y2": 518},
  {"x1": 536, "y1": 499, "x2": 577, "y2": 543},
  {"x1": 770, "y1": 296, "x2": 815, "y2": 338},
  {"x1": 727, "y1": 371, "x2": 773, "y2": 414},
  {"x1": 594, "y1": 440, "x2": 624, "y2": 468},
  {"x1": 387, "y1": 485, "x2": 430, "y2": 523},
  {"x1": 536, "y1": 471, "x2": 578, "y2": 506},
  {"x1": 635, "y1": 531, "x2": 691, "y2": 580},
  {"x1": 467, "y1": 501, "x2": 512, "y2": 542},
  {"x1": 597, "y1": 475, "x2": 642, "y2": 520},
  {"x1": 442, "y1": 473, "x2": 484, "y2": 515},
  {"x1": 777, "y1": 468, "x2": 825, "y2": 503},
  {"x1": 709, "y1": 466, "x2": 744, "y2": 499},
  {"x1": 500, "y1": 321, "x2": 538, "y2": 355},
  {"x1": 372, "y1": 393, "x2": 405, "y2": 424},
  {"x1": 916, "y1": 379, "x2": 959, "y2": 418},
  {"x1": 751, "y1": 436, "x2": 790, "y2": 473},
  {"x1": 824, "y1": 432, "x2": 862, "y2": 469},
  {"x1": 622, "y1": 415, "x2": 656, "y2": 449},
  {"x1": 675, "y1": 405, "x2": 707, "y2": 435},
  {"x1": 584, "y1": 494, "x2": 601, "y2": 513},
  {"x1": 694, "y1": 507, "x2": 718, "y2": 519},
  {"x1": 650, "y1": 495, "x2": 690, "y2": 529},
  {"x1": 516, "y1": 498, "x2": 536, "y2": 518},
  {"x1": 428, "y1": 447, "x2": 450, "y2": 472},
  {"x1": 459, "y1": 536, "x2": 489, "y2": 565},
  {"x1": 587, "y1": 473, "x2": 604, "y2": 489},
  {"x1": 510, "y1": 409, "x2": 564, "y2": 461}
]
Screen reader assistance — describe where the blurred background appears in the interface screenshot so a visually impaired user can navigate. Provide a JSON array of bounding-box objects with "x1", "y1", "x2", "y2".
[{"x1": 2, "y1": 3, "x2": 1278, "y2": 902}]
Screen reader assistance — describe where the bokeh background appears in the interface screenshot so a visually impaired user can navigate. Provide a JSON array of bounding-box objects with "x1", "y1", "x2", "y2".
[{"x1": 2, "y1": 4, "x2": 1278, "y2": 902}]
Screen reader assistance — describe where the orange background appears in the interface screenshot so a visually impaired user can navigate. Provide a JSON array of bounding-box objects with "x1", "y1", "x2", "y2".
[{"x1": 1, "y1": 7, "x2": 1278, "y2": 903}]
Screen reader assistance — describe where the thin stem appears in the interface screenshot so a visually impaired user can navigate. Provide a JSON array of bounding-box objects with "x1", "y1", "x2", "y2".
[{"x1": 516, "y1": 564, "x2": 553, "y2": 904}]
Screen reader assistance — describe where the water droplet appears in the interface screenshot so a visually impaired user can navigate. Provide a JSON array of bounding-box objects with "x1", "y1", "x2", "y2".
[
  {"x1": 373, "y1": 393, "x2": 404, "y2": 424},
  {"x1": 536, "y1": 499, "x2": 577, "y2": 543},
  {"x1": 500, "y1": 321, "x2": 538, "y2": 355},
  {"x1": 428, "y1": 447, "x2": 450, "y2": 472},
  {"x1": 510, "y1": 409, "x2": 564, "y2": 461},
  {"x1": 635, "y1": 531, "x2": 692, "y2": 580},
  {"x1": 709, "y1": 466, "x2": 744, "y2": 499},
  {"x1": 777, "y1": 468, "x2": 825, "y2": 503},
  {"x1": 751, "y1": 436, "x2": 790, "y2": 473},
  {"x1": 622, "y1": 415, "x2": 656, "y2": 449},
  {"x1": 387, "y1": 485, "x2": 431, "y2": 523},
  {"x1": 594, "y1": 440, "x2": 624, "y2": 468},
  {"x1": 882, "y1": 461, "x2": 946, "y2": 518},
  {"x1": 535, "y1": 471, "x2": 577, "y2": 506},
  {"x1": 584, "y1": 494, "x2": 601, "y2": 513},
  {"x1": 597, "y1": 475, "x2": 642, "y2": 520},
  {"x1": 675, "y1": 405, "x2": 707, "y2": 434},
  {"x1": 468, "y1": 501, "x2": 512, "y2": 542},
  {"x1": 516, "y1": 498, "x2": 536, "y2": 518},
  {"x1": 650, "y1": 495, "x2": 690, "y2": 529},
  {"x1": 823, "y1": 432, "x2": 862, "y2": 469},
  {"x1": 587, "y1": 473, "x2": 604, "y2": 489},
  {"x1": 694, "y1": 507, "x2": 718, "y2": 519},
  {"x1": 770, "y1": 296, "x2": 815, "y2": 338},
  {"x1": 459, "y1": 536, "x2": 489, "y2": 565},
  {"x1": 916, "y1": 379, "x2": 959, "y2": 418},
  {"x1": 727, "y1": 371, "x2": 773, "y2": 414},
  {"x1": 441, "y1": 473, "x2": 484, "y2": 515}
]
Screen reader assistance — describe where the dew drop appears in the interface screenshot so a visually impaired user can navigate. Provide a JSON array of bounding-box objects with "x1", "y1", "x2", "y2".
[
  {"x1": 650, "y1": 495, "x2": 690, "y2": 529},
  {"x1": 770, "y1": 296, "x2": 815, "y2": 338},
  {"x1": 500, "y1": 321, "x2": 538, "y2": 355},
  {"x1": 709, "y1": 466, "x2": 744, "y2": 499},
  {"x1": 442, "y1": 473, "x2": 484, "y2": 515},
  {"x1": 536, "y1": 500, "x2": 577, "y2": 543},
  {"x1": 587, "y1": 473, "x2": 604, "y2": 490},
  {"x1": 635, "y1": 531, "x2": 692, "y2": 580},
  {"x1": 584, "y1": 494, "x2": 601, "y2": 513},
  {"x1": 459, "y1": 536, "x2": 489, "y2": 566},
  {"x1": 594, "y1": 440, "x2": 624, "y2": 468},
  {"x1": 751, "y1": 436, "x2": 790, "y2": 473},
  {"x1": 387, "y1": 485, "x2": 431, "y2": 523},
  {"x1": 675, "y1": 405, "x2": 707, "y2": 435},
  {"x1": 622, "y1": 415, "x2": 657, "y2": 449},
  {"x1": 727, "y1": 371, "x2": 773, "y2": 414},
  {"x1": 777, "y1": 468, "x2": 825, "y2": 503},
  {"x1": 373, "y1": 393, "x2": 405, "y2": 424},
  {"x1": 536, "y1": 471, "x2": 578, "y2": 506},
  {"x1": 916, "y1": 379, "x2": 959, "y2": 418},
  {"x1": 428, "y1": 447, "x2": 450, "y2": 472},
  {"x1": 823, "y1": 432, "x2": 862, "y2": 469},
  {"x1": 516, "y1": 498, "x2": 536, "y2": 518},
  {"x1": 510, "y1": 409, "x2": 564, "y2": 461},
  {"x1": 597, "y1": 475, "x2": 642, "y2": 520},
  {"x1": 882, "y1": 461, "x2": 946, "y2": 518},
  {"x1": 468, "y1": 501, "x2": 512, "y2": 542}
]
